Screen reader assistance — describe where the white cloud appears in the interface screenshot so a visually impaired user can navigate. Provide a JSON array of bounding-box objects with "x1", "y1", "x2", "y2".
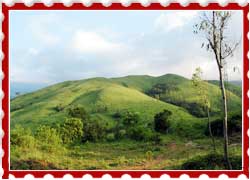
[
  {"x1": 155, "y1": 11, "x2": 198, "y2": 32},
  {"x1": 72, "y1": 31, "x2": 122, "y2": 54}
]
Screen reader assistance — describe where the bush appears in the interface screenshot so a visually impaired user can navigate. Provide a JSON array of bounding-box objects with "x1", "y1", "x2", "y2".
[
  {"x1": 83, "y1": 117, "x2": 108, "y2": 142},
  {"x1": 106, "y1": 133, "x2": 115, "y2": 142},
  {"x1": 128, "y1": 126, "x2": 154, "y2": 141},
  {"x1": 60, "y1": 118, "x2": 84, "y2": 143},
  {"x1": 145, "y1": 151, "x2": 153, "y2": 161},
  {"x1": 151, "y1": 133, "x2": 163, "y2": 145},
  {"x1": 122, "y1": 111, "x2": 141, "y2": 126},
  {"x1": 11, "y1": 125, "x2": 35, "y2": 148},
  {"x1": 112, "y1": 111, "x2": 123, "y2": 119},
  {"x1": 68, "y1": 105, "x2": 89, "y2": 120},
  {"x1": 54, "y1": 104, "x2": 64, "y2": 112},
  {"x1": 154, "y1": 109, "x2": 172, "y2": 134},
  {"x1": 35, "y1": 125, "x2": 62, "y2": 145},
  {"x1": 181, "y1": 153, "x2": 242, "y2": 170},
  {"x1": 205, "y1": 117, "x2": 241, "y2": 137},
  {"x1": 116, "y1": 129, "x2": 126, "y2": 139}
]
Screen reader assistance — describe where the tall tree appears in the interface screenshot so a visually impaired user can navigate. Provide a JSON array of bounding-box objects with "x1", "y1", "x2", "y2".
[
  {"x1": 192, "y1": 67, "x2": 216, "y2": 152},
  {"x1": 194, "y1": 11, "x2": 239, "y2": 169}
]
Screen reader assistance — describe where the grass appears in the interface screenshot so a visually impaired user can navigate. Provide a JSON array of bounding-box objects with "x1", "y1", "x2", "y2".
[
  {"x1": 10, "y1": 73, "x2": 242, "y2": 170},
  {"x1": 10, "y1": 76, "x2": 199, "y2": 133},
  {"x1": 10, "y1": 135, "x2": 242, "y2": 170}
]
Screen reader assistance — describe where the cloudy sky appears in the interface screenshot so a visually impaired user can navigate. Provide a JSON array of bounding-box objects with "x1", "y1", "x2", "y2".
[{"x1": 10, "y1": 10, "x2": 243, "y2": 85}]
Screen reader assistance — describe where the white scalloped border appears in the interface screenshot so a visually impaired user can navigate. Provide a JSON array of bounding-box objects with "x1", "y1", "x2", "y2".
[{"x1": 1, "y1": 1, "x2": 249, "y2": 179}]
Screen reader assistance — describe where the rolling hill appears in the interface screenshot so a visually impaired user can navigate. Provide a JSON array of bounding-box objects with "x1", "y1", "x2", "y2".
[
  {"x1": 113, "y1": 74, "x2": 241, "y2": 116},
  {"x1": 10, "y1": 74, "x2": 241, "y2": 136},
  {"x1": 10, "y1": 73, "x2": 243, "y2": 170}
]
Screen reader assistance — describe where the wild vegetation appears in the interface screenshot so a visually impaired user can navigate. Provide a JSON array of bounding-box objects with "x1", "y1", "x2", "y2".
[{"x1": 10, "y1": 73, "x2": 242, "y2": 170}]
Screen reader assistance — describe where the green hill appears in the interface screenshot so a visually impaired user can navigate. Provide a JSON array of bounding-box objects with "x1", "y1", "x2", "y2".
[
  {"x1": 208, "y1": 80, "x2": 242, "y2": 97},
  {"x1": 10, "y1": 74, "x2": 243, "y2": 170},
  {"x1": 10, "y1": 74, "x2": 241, "y2": 136},
  {"x1": 11, "y1": 77, "x2": 203, "y2": 136},
  {"x1": 113, "y1": 74, "x2": 241, "y2": 117}
]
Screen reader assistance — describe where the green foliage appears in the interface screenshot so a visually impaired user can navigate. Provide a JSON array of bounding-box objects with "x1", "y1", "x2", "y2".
[
  {"x1": 154, "y1": 109, "x2": 172, "y2": 134},
  {"x1": 11, "y1": 125, "x2": 35, "y2": 149},
  {"x1": 106, "y1": 133, "x2": 115, "y2": 142},
  {"x1": 145, "y1": 151, "x2": 153, "y2": 161},
  {"x1": 122, "y1": 111, "x2": 141, "y2": 126},
  {"x1": 205, "y1": 117, "x2": 241, "y2": 137},
  {"x1": 83, "y1": 117, "x2": 108, "y2": 142},
  {"x1": 60, "y1": 118, "x2": 83, "y2": 143},
  {"x1": 35, "y1": 125, "x2": 61, "y2": 146},
  {"x1": 116, "y1": 129, "x2": 126, "y2": 139},
  {"x1": 147, "y1": 83, "x2": 179, "y2": 98},
  {"x1": 54, "y1": 104, "x2": 64, "y2": 112},
  {"x1": 127, "y1": 126, "x2": 155, "y2": 141},
  {"x1": 68, "y1": 105, "x2": 89, "y2": 120},
  {"x1": 151, "y1": 133, "x2": 163, "y2": 145},
  {"x1": 92, "y1": 101, "x2": 108, "y2": 113},
  {"x1": 208, "y1": 80, "x2": 242, "y2": 97},
  {"x1": 181, "y1": 153, "x2": 242, "y2": 170},
  {"x1": 9, "y1": 74, "x2": 242, "y2": 170}
]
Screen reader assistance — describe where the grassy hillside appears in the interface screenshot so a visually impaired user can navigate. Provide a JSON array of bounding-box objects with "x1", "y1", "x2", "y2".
[
  {"x1": 11, "y1": 77, "x2": 203, "y2": 137},
  {"x1": 208, "y1": 80, "x2": 242, "y2": 97},
  {"x1": 10, "y1": 73, "x2": 242, "y2": 170},
  {"x1": 113, "y1": 74, "x2": 241, "y2": 117},
  {"x1": 11, "y1": 74, "x2": 242, "y2": 128}
]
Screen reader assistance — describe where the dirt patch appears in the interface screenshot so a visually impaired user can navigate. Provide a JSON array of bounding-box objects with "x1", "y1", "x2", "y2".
[{"x1": 11, "y1": 159, "x2": 60, "y2": 170}]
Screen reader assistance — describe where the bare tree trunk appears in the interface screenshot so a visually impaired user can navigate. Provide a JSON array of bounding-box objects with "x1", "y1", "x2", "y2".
[
  {"x1": 207, "y1": 108, "x2": 216, "y2": 153},
  {"x1": 218, "y1": 67, "x2": 232, "y2": 170}
]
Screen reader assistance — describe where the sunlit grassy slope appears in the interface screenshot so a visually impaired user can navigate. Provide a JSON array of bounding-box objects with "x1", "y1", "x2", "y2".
[
  {"x1": 10, "y1": 74, "x2": 242, "y2": 170},
  {"x1": 113, "y1": 74, "x2": 241, "y2": 115},
  {"x1": 11, "y1": 77, "x2": 200, "y2": 134},
  {"x1": 10, "y1": 74, "x2": 241, "y2": 134}
]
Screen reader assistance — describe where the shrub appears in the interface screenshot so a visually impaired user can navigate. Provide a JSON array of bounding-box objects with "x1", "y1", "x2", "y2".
[
  {"x1": 122, "y1": 111, "x2": 141, "y2": 126},
  {"x1": 151, "y1": 133, "x2": 163, "y2": 145},
  {"x1": 145, "y1": 151, "x2": 153, "y2": 161},
  {"x1": 181, "y1": 153, "x2": 241, "y2": 170},
  {"x1": 93, "y1": 102, "x2": 108, "y2": 113},
  {"x1": 128, "y1": 126, "x2": 154, "y2": 141},
  {"x1": 116, "y1": 129, "x2": 126, "y2": 139},
  {"x1": 83, "y1": 117, "x2": 108, "y2": 142},
  {"x1": 112, "y1": 111, "x2": 123, "y2": 119},
  {"x1": 35, "y1": 125, "x2": 62, "y2": 145},
  {"x1": 106, "y1": 133, "x2": 115, "y2": 142},
  {"x1": 68, "y1": 105, "x2": 89, "y2": 120},
  {"x1": 154, "y1": 109, "x2": 172, "y2": 134},
  {"x1": 54, "y1": 104, "x2": 64, "y2": 112},
  {"x1": 205, "y1": 117, "x2": 241, "y2": 137},
  {"x1": 60, "y1": 118, "x2": 84, "y2": 143},
  {"x1": 11, "y1": 125, "x2": 35, "y2": 148}
]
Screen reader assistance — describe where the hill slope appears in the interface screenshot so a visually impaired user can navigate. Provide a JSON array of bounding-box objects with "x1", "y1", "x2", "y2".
[
  {"x1": 11, "y1": 77, "x2": 202, "y2": 136},
  {"x1": 113, "y1": 74, "x2": 241, "y2": 117},
  {"x1": 10, "y1": 74, "x2": 241, "y2": 136},
  {"x1": 208, "y1": 80, "x2": 242, "y2": 97}
]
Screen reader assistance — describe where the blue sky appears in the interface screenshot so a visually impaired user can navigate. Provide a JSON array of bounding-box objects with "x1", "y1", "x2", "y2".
[{"x1": 10, "y1": 10, "x2": 243, "y2": 85}]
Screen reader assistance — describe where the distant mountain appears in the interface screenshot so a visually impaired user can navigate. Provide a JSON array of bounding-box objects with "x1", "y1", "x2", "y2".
[
  {"x1": 229, "y1": 80, "x2": 242, "y2": 87},
  {"x1": 10, "y1": 82, "x2": 48, "y2": 99}
]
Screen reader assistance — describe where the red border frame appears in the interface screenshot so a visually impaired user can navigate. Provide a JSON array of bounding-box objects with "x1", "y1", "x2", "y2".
[{"x1": 1, "y1": 2, "x2": 249, "y2": 179}]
